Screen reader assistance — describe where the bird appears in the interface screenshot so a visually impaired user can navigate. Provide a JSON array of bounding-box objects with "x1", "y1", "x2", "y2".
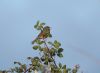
[{"x1": 32, "y1": 26, "x2": 51, "y2": 44}]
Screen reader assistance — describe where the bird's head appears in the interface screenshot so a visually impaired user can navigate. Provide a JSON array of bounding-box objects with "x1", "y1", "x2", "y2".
[{"x1": 43, "y1": 26, "x2": 50, "y2": 31}]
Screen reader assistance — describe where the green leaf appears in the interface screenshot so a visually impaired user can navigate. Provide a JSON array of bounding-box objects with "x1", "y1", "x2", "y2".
[
  {"x1": 37, "y1": 63, "x2": 40, "y2": 67},
  {"x1": 27, "y1": 57, "x2": 32, "y2": 60},
  {"x1": 49, "y1": 48, "x2": 56, "y2": 56},
  {"x1": 54, "y1": 40, "x2": 61, "y2": 48},
  {"x1": 36, "y1": 20, "x2": 40, "y2": 26},
  {"x1": 54, "y1": 40, "x2": 57, "y2": 44},
  {"x1": 14, "y1": 62, "x2": 21, "y2": 65},
  {"x1": 62, "y1": 65, "x2": 66, "y2": 69},
  {"x1": 39, "y1": 47, "x2": 43, "y2": 51},
  {"x1": 48, "y1": 33, "x2": 52, "y2": 38},
  {"x1": 57, "y1": 53, "x2": 63, "y2": 58},
  {"x1": 28, "y1": 68, "x2": 32, "y2": 72},
  {"x1": 44, "y1": 61, "x2": 48, "y2": 65},
  {"x1": 63, "y1": 69, "x2": 68, "y2": 73},
  {"x1": 35, "y1": 39, "x2": 41, "y2": 44},
  {"x1": 21, "y1": 64, "x2": 26, "y2": 70},
  {"x1": 39, "y1": 64, "x2": 43, "y2": 71},
  {"x1": 34, "y1": 24, "x2": 38, "y2": 29},
  {"x1": 58, "y1": 48, "x2": 64, "y2": 53},
  {"x1": 48, "y1": 58, "x2": 53, "y2": 62},
  {"x1": 15, "y1": 67, "x2": 19, "y2": 72},
  {"x1": 33, "y1": 45, "x2": 39, "y2": 50},
  {"x1": 41, "y1": 56, "x2": 45, "y2": 61},
  {"x1": 32, "y1": 60, "x2": 37, "y2": 66},
  {"x1": 59, "y1": 63, "x2": 62, "y2": 68},
  {"x1": 34, "y1": 20, "x2": 40, "y2": 29},
  {"x1": 37, "y1": 25, "x2": 43, "y2": 30},
  {"x1": 0, "y1": 71, "x2": 2, "y2": 73},
  {"x1": 34, "y1": 57, "x2": 40, "y2": 60},
  {"x1": 39, "y1": 41, "x2": 44, "y2": 45},
  {"x1": 72, "y1": 69, "x2": 77, "y2": 73},
  {"x1": 48, "y1": 41, "x2": 53, "y2": 45},
  {"x1": 40, "y1": 22, "x2": 45, "y2": 26},
  {"x1": 43, "y1": 48, "x2": 49, "y2": 53},
  {"x1": 67, "y1": 68, "x2": 71, "y2": 71},
  {"x1": 14, "y1": 61, "x2": 17, "y2": 64},
  {"x1": 32, "y1": 66, "x2": 38, "y2": 71}
]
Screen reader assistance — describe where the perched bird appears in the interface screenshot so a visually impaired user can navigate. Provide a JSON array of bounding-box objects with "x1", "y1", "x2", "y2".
[{"x1": 32, "y1": 26, "x2": 51, "y2": 44}]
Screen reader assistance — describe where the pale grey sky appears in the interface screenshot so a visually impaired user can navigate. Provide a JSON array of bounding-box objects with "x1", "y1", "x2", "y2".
[{"x1": 0, "y1": 0, "x2": 100, "y2": 73}]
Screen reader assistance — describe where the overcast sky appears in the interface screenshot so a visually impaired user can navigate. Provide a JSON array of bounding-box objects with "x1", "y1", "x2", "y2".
[{"x1": 0, "y1": 0, "x2": 100, "y2": 73}]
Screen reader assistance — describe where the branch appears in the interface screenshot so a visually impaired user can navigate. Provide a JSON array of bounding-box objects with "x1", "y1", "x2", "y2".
[
  {"x1": 24, "y1": 66, "x2": 32, "y2": 73},
  {"x1": 43, "y1": 39, "x2": 58, "y2": 68}
]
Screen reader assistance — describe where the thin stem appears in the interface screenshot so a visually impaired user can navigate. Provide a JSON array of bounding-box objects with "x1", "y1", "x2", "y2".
[
  {"x1": 24, "y1": 66, "x2": 32, "y2": 73},
  {"x1": 43, "y1": 39, "x2": 58, "y2": 68}
]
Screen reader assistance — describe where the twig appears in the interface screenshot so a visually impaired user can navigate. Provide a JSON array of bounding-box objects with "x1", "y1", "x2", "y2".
[
  {"x1": 24, "y1": 66, "x2": 32, "y2": 73},
  {"x1": 43, "y1": 39, "x2": 58, "y2": 68}
]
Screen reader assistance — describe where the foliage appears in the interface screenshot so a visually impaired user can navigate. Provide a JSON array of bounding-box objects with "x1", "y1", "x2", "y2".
[{"x1": 0, "y1": 21, "x2": 80, "y2": 73}]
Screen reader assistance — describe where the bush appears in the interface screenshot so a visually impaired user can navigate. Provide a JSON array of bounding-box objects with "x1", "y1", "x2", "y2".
[{"x1": 0, "y1": 21, "x2": 80, "y2": 73}]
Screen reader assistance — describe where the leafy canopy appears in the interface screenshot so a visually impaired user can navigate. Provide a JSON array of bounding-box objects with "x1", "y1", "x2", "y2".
[{"x1": 0, "y1": 21, "x2": 80, "y2": 73}]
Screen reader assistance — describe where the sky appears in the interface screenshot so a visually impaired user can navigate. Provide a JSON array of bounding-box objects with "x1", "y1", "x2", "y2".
[{"x1": 0, "y1": 0, "x2": 100, "y2": 73}]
